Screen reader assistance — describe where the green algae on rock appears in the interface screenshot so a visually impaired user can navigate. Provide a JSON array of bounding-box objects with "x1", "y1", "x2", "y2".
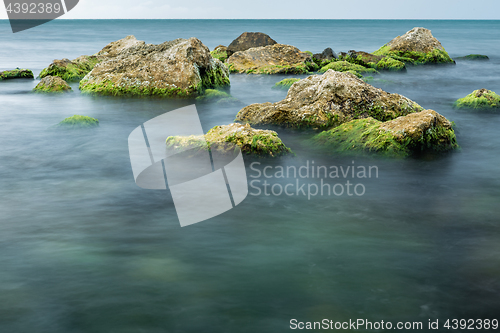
[
  {"x1": 376, "y1": 57, "x2": 406, "y2": 71},
  {"x1": 195, "y1": 89, "x2": 239, "y2": 104},
  {"x1": 55, "y1": 115, "x2": 99, "y2": 129},
  {"x1": 39, "y1": 56, "x2": 101, "y2": 82},
  {"x1": 454, "y1": 89, "x2": 500, "y2": 110},
  {"x1": 33, "y1": 76, "x2": 72, "y2": 93},
  {"x1": 235, "y1": 70, "x2": 423, "y2": 129},
  {"x1": 312, "y1": 110, "x2": 458, "y2": 158},
  {"x1": 373, "y1": 27, "x2": 454, "y2": 65},
  {"x1": 0, "y1": 68, "x2": 34, "y2": 81},
  {"x1": 456, "y1": 54, "x2": 489, "y2": 61},
  {"x1": 226, "y1": 44, "x2": 313, "y2": 74},
  {"x1": 79, "y1": 37, "x2": 230, "y2": 97},
  {"x1": 166, "y1": 123, "x2": 293, "y2": 157},
  {"x1": 273, "y1": 78, "x2": 301, "y2": 90},
  {"x1": 319, "y1": 61, "x2": 378, "y2": 75}
]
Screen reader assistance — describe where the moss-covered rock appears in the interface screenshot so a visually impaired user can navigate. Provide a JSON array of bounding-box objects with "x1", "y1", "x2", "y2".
[
  {"x1": 39, "y1": 56, "x2": 101, "y2": 82},
  {"x1": 235, "y1": 70, "x2": 423, "y2": 129},
  {"x1": 319, "y1": 61, "x2": 379, "y2": 75},
  {"x1": 454, "y1": 89, "x2": 500, "y2": 110},
  {"x1": 373, "y1": 27, "x2": 454, "y2": 65},
  {"x1": 0, "y1": 68, "x2": 34, "y2": 80},
  {"x1": 339, "y1": 51, "x2": 381, "y2": 68},
  {"x1": 456, "y1": 54, "x2": 489, "y2": 61},
  {"x1": 195, "y1": 89, "x2": 238, "y2": 104},
  {"x1": 211, "y1": 45, "x2": 228, "y2": 62},
  {"x1": 375, "y1": 57, "x2": 406, "y2": 71},
  {"x1": 273, "y1": 78, "x2": 301, "y2": 90},
  {"x1": 227, "y1": 44, "x2": 313, "y2": 74},
  {"x1": 165, "y1": 123, "x2": 293, "y2": 157},
  {"x1": 33, "y1": 76, "x2": 72, "y2": 93},
  {"x1": 312, "y1": 110, "x2": 458, "y2": 157},
  {"x1": 55, "y1": 115, "x2": 99, "y2": 129},
  {"x1": 79, "y1": 37, "x2": 230, "y2": 97}
]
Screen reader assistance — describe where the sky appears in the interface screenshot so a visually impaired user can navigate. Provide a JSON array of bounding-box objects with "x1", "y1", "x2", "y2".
[{"x1": 1, "y1": 0, "x2": 499, "y2": 19}]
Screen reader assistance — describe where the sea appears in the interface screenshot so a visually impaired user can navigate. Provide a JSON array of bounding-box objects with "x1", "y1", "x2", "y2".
[{"x1": 0, "y1": 19, "x2": 500, "y2": 332}]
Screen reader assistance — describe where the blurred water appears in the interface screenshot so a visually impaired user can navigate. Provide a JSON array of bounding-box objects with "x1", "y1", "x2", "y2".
[{"x1": 0, "y1": 20, "x2": 500, "y2": 332}]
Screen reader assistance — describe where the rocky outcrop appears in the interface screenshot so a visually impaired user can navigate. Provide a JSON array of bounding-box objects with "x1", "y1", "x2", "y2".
[
  {"x1": 454, "y1": 89, "x2": 500, "y2": 110},
  {"x1": 79, "y1": 37, "x2": 230, "y2": 97},
  {"x1": 165, "y1": 123, "x2": 293, "y2": 157},
  {"x1": 313, "y1": 48, "x2": 338, "y2": 62},
  {"x1": 312, "y1": 110, "x2": 458, "y2": 157},
  {"x1": 33, "y1": 76, "x2": 72, "y2": 93},
  {"x1": 211, "y1": 45, "x2": 228, "y2": 62},
  {"x1": 39, "y1": 35, "x2": 144, "y2": 82},
  {"x1": 55, "y1": 115, "x2": 99, "y2": 129},
  {"x1": 195, "y1": 89, "x2": 238, "y2": 104},
  {"x1": 226, "y1": 32, "x2": 277, "y2": 57},
  {"x1": 227, "y1": 44, "x2": 313, "y2": 74},
  {"x1": 235, "y1": 70, "x2": 422, "y2": 129},
  {"x1": 0, "y1": 68, "x2": 34, "y2": 80},
  {"x1": 373, "y1": 27, "x2": 454, "y2": 65}
]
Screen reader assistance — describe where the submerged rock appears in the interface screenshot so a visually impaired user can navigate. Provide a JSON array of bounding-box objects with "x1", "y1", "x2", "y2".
[
  {"x1": 226, "y1": 32, "x2": 277, "y2": 57},
  {"x1": 235, "y1": 70, "x2": 422, "y2": 129},
  {"x1": 55, "y1": 115, "x2": 99, "y2": 129},
  {"x1": 373, "y1": 27, "x2": 454, "y2": 65},
  {"x1": 166, "y1": 123, "x2": 293, "y2": 157},
  {"x1": 33, "y1": 76, "x2": 72, "y2": 93},
  {"x1": 273, "y1": 78, "x2": 301, "y2": 90},
  {"x1": 195, "y1": 89, "x2": 238, "y2": 104},
  {"x1": 211, "y1": 45, "x2": 228, "y2": 62},
  {"x1": 312, "y1": 110, "x2": 458, "y2": 157},
  {"x1": 454, "y1": 89, "x2": 500, "y2": 110},
  {"x1": 456, "y1": 54, "x2": 489, "y2": 61},
  {"x1": 79, "y1": 37, "x2": 230, "y2": 97},
  {"x1": 227, "y1": 44, "x2": 313, "y2": 74},
  {"x1": 0, "y1": 68, "x2": 34, "y2": 80}
]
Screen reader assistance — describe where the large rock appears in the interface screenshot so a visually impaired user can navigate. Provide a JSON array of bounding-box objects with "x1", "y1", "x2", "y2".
[
  {"x1": 33, "y1": 75, "x2": 72, "y2": 93},
  {"x1": 227, "y1": 44, "x2": 313, "y2": 74},
  {"x1": 0, "y1": 68, "x2": 34, "y2": 80},
  {"x1": 226, "y1": 32, "x2": 277, "y2": 57},
  {"x1": 312, "y1": 110, "x2": 458, "y2": 157},
  {"x1": 454, "y1": 89, "x2": 500, "y2": 110},
  {"x1": 79, "y1": 37, "x2": 230, "y2": 97},
  {"x1": 166, "y1": 123, "x2": 293, "y2": 157},
  {"x1": 39, "y1": 35, "x2": 144, "y2": 82},
  {"x1": 235, "y1": 69, "x2": 423, "y2": 129},
  {"x1": 373, "y1": 27, "x2": 454, "y2": 65}
]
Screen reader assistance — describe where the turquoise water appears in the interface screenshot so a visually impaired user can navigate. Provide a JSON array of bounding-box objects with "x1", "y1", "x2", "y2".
[{"x1": 1, "y1": 20, "x2": 500, "y2": 332}]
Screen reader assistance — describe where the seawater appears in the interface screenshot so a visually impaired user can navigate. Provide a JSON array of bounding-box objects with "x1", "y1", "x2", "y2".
[{"x1": 0, "y1": 19, "x2": 500, "y2": 332}]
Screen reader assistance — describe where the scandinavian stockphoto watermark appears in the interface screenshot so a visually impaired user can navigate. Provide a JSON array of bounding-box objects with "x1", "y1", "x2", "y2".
[
  {"x1": 128, "y1": 105, "x2": 248, "y2": 227},
  {"x1": 249, "y1": 160, "x2": 378, "y2": 199},
  {"x1": 3, "y1": 0, "x2": 79, "y2": 32}
]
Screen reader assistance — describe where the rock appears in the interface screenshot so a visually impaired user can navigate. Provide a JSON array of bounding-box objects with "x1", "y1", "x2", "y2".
[
  {"x1": 373, "y1": 27, "x2": 454, "y2": 65},
  {"x1": 226, "y1": 32, "x2": 277, "y2": 57},
  {"x1": 227, "y1": 44, "x2": 313, "y2": 74},
  {"x1": 195, "y1": 89, "x2": 238, "y2": 104},
  {"x1": 456, "y1": 54, "x2": 489, "y2": 61},
  {"x1": 273, "y1": 78, "x2": 301, "y2": 90},
  {"x1": 55, "y1": 115, "x2": 99, "y2": 129},
  {"x1": 313, "y1": 48, "x2": 338, "y2": 61},
  {"x1": 340, "y1": 50, "x2": 383, "y2": 67},
  {"x1": 454, "y1": 89, "x2": 500, "y2": 110},
  {"x1": 312, "y1": 110, "x2": 458, "y2": 157},
  {"x1": 375, "y1": 57, "x2": 406, "y2": 71},
  {"x1": 319, "y1": 61, "x2": 378, "y2": 75},
  {"x1": 33, "y1": 75, "x2": 72, "y2": 93},
  {"x1": 39, "y1": 56, "x2": 100, "y2": 82},
  {"x1": 211, "y1": 45, "x2": 228, "y2": 62},
  {"x1": 79, "y1": 37, "x2": 230, "y2": 97},
  {"x1": 39, "y1": 36, "x2": 147, "y2": 82},
  {"x1": 165, "y1": 123, "x2": 293, "y2": 157},
  {"x1": 0, "y1": 68, "x2": 34, "y2": 80},
  {"x1": 235, "y1": 70, "x2": 423, "y2": 129}
]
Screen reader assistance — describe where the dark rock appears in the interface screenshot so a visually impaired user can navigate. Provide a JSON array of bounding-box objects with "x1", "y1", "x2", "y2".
[
  {"x1": 313, "y1": 47, "x2": 338, "y2": 61},
  {"x1": 226, "y1": 32, "x2": 277, "y2": 57}
]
